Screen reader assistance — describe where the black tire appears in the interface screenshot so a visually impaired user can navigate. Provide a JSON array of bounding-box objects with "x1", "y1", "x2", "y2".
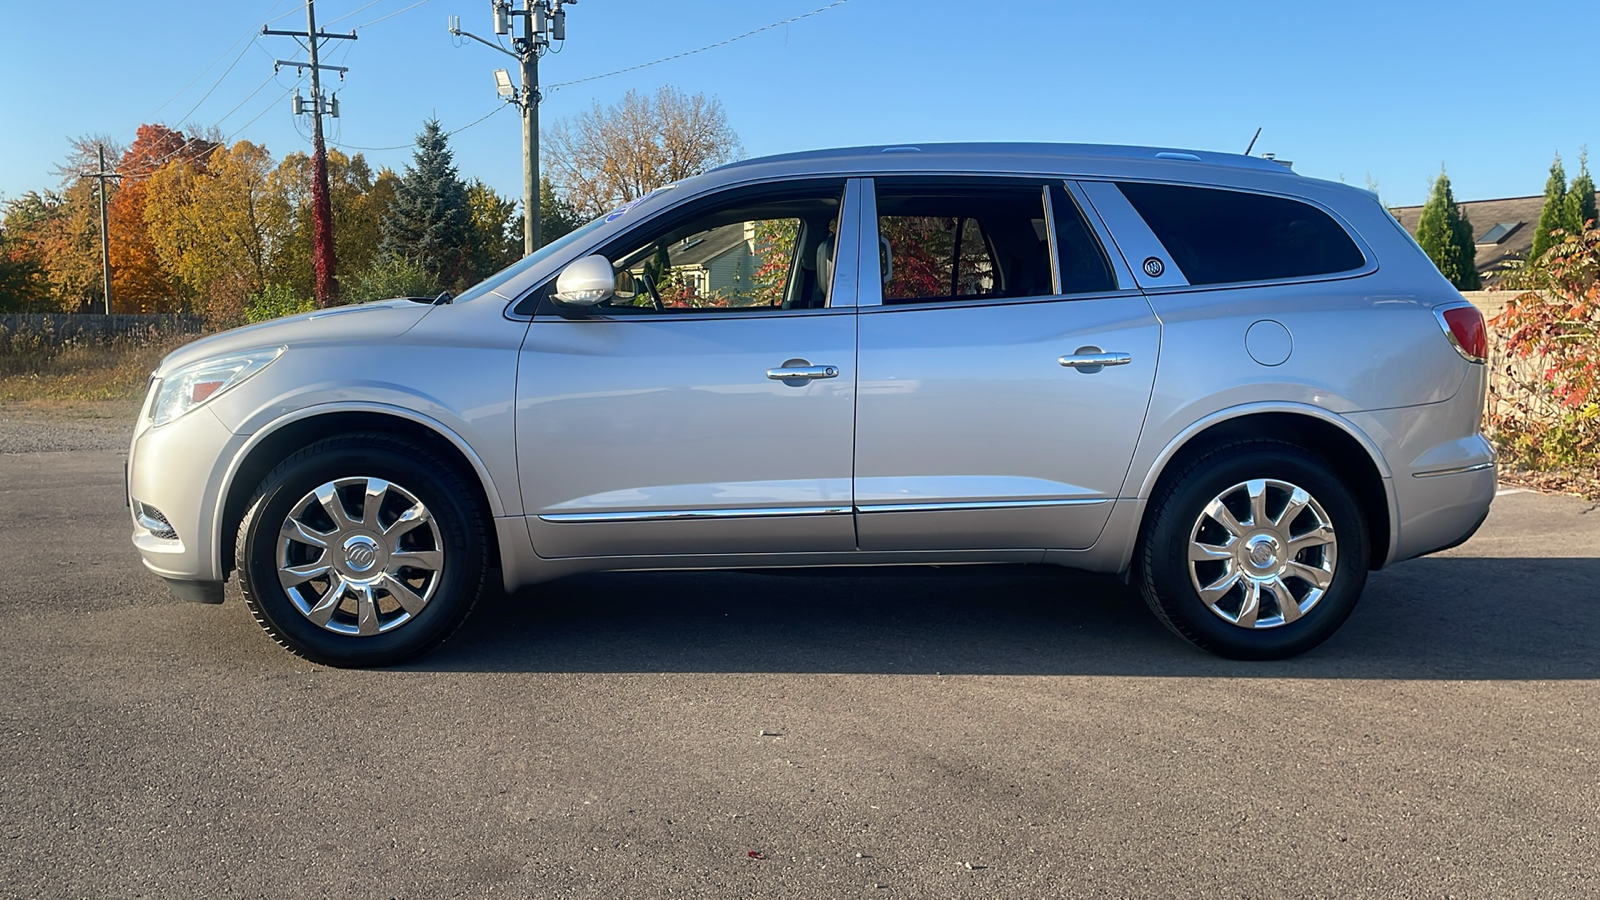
[
  {"x1": 235, "y1": 433, "x2": 488, "y2": 667},
  {"x1": 1136, "y1": 439, "x2": 1370, "y2": 660}
]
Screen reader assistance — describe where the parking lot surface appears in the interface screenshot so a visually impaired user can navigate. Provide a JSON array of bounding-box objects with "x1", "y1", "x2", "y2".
[{"x1": 2, "y1": 410, "x2": 1596, "y2": 898}]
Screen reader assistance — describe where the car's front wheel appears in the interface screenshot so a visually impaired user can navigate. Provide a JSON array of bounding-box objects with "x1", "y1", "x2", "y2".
[
  {"x1": 1136, "y1": 440, "x2": 1370, "y2": 659},
  {"x1": 235, "y1": 433, "x2": 488, "y2": 667}
]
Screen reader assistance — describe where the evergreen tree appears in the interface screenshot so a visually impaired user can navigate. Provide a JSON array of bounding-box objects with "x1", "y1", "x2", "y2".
[
  {"x1": 380, "y1": 120, "x2": 473, "y2": 288},
  {"x1": 1530, "y1": 153, "x2": 1569, "y2": 263},
  {"x1": 1564, "y1": 148, "x2": 1597, "y2": 236},
  {"x1": 537, "y1": 175, "x2": 584, "y2": 245},
  {"x1": 1415, "y1": 168, "x2": 1480, "y2": 290}
]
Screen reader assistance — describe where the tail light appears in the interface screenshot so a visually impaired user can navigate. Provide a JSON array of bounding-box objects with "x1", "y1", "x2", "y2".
[{"x1": 1434, "y1": 302, "x2": 1487, "y2": 363}]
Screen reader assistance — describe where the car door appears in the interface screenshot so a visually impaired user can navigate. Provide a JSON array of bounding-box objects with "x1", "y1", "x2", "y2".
[
  {"x1": 516, "y1": 177, "x2": 865, "y2": 558},
  {"x1": 852, "y1": 176, "x2": 1161, "y2": 551}
]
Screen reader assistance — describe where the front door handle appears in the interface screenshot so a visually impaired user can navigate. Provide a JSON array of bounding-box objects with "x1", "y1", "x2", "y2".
[
  {"x1": 767, "y1": 364, "x2": 839, "y2": 381},
  {"x1": 1059, "y1": 350, "x2": 1132, "y2": 373}
]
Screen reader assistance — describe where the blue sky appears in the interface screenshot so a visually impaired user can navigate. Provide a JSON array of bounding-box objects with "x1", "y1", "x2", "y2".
[{"x1": 2, "y1": 0, "x2": 1596, "y2": 209}]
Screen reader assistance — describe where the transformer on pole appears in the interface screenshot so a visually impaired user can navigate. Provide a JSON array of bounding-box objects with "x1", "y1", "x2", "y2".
[{"x1": 451, "y1": 0, "x2": 576, "y2": 255}]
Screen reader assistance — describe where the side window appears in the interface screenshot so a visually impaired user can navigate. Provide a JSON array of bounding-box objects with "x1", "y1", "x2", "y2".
[
  {"x1": 576, "y1": 180, "x2": 845, "y2": 315},
  {"x1": 877, "y1": 182, "x2": 1051, "y2": 304},
  {"x1": 1116, "y1": 182, "x2": 1366, "y2": 286},
  {"x1": 1051, "y1": 184, "x2": 1118, "y2": 294},
  {"x1": 874, "y1": 180, "x2": 1116, "y2": 304}
]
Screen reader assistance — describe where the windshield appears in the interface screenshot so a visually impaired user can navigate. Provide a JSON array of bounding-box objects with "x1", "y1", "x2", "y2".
[{"x1": 449, "y1": 213, "x2": 612, "y2": 304}]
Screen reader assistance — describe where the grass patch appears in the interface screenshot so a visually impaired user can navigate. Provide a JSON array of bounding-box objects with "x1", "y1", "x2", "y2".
[{"x1": 0, "y1": 333, "x2": 195, "y2": 407}]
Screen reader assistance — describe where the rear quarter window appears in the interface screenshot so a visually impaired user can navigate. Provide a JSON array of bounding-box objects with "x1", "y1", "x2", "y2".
[{"x1": 1117, "y1": 182, "x2": 1366, "y2": 286}]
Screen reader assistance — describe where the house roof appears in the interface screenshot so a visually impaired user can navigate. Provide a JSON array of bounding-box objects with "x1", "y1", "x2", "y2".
[
  {"x1": 1391, "y1": 193, "x2": 1597, "y2": 284},
  {"x1": 668, "y1": 222, "x2": 748, "y2": 269}
]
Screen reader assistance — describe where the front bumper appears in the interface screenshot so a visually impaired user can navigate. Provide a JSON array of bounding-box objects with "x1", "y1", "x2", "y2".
[{"x1": 127, "y1": 405, "x2": 251, "y2": 592}]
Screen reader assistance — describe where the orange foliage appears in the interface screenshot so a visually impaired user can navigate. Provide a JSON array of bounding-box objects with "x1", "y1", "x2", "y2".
[{"x1": 107, "y1": 125, "x2": 215, "y2": 313}]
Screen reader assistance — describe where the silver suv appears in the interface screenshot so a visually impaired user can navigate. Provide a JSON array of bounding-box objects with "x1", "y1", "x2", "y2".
[{"x1": 127, "y1": 143, "x2": 1495, "y2": 666}]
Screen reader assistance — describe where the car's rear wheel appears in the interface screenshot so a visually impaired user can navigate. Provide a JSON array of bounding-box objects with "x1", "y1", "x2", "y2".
[
  {"x1": 1136, "y1": 440, "x2": 1369, "y2": 659},
  {"x1": 236, "y1": 433, "x2": 487, "y2": 667}
]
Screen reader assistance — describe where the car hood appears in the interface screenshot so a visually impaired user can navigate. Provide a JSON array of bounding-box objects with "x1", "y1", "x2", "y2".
[{"x1": 156, "y1": 299, "x2": 435, "y2": 375}]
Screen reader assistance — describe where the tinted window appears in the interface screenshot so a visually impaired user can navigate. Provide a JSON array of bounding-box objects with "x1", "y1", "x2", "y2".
[
  {"x1": 1050, "y1": 184, "x2": 1118, "y2": 294},
  {"x1": 877, "y1": 183, "x2": 1059, "y2": 304},
  {"x1": 1117, "y1": 182, "x2": 1366, "y2": 285}
]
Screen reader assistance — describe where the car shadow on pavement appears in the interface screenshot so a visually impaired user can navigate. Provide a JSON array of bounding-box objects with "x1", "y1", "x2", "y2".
[{"x1": 416, "y1": 557, "x2": 1600, "y2": 679}]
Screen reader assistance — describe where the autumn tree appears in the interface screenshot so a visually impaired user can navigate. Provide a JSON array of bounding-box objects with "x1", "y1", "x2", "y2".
[
  {"x1": 145, "y1": 140, "x2": 277, "y2": 325},
  {"x1": 465, "y1": 178, "x2": 519, "y2": 278},
  {"x1": 0, "y1": 188, "x2": 101, "y2": 312},
  {"x1": 381, "y1": 120, "x2": 473, "y2": 288},
  {"x1": 110, "y1": 124, "x2": 217, "y2": 312},
  {"x1": 0, "y1": 206, "x2": 50, "y2": 311},
  {"x1": 1416, "y1": 168, "x2": 1480, "y2": 290},
  {"x1": 545, "y1": 86, "x2": 742, "y2": 217},
  {"x1": 267, "y1": 149, "x2": 389, "y2": 301}
]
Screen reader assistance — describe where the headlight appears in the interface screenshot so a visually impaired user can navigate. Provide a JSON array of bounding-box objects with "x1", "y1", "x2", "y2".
[{"x1": 148, "y1": 348, "x2": 284, "y2": 427}]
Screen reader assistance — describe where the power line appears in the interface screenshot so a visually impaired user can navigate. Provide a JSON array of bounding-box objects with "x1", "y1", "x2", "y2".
[
  {"x1": 328, "y1": 103, "x2": 509, "y2": 151},
  {"x1": 149, "y1": 0, "x2": 290, "y2": 120},
  {"x1": 547, "y1": 0, "x2": 853, "y2": 91},
  {"x1": 227, "y1": 78, "x2": 307, "y2": 142},
  {"x1": 112, "y1": 74, "x2": 292, "y2": 182},
  {"x1": 170, "y1": 37, "x2": 259, "y2": 126},
  {"x1": 351, "y1": 0, "x2": 435, "y2": 30},
  {"x1": 213, "y1": 72, "x2": 283, "y2": 129},
  {"x1": 264, "y1": 0, "x2": 355, "y2": 304},
  {"x1": 322, "y1": 0, "x2": 388, "y2": 26}
]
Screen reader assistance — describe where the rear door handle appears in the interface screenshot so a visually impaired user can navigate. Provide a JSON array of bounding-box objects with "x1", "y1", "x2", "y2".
[
  {"x1": 767, "y1": 365, "x2": 839, "y2": 381},
  {"x1": 1059, "y1": 351, "x2": 1132, "y2": 372}
]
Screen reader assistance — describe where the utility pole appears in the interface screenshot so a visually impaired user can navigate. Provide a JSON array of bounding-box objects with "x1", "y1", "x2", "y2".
[
  {"x1": 80, "y1": 145, "x2": 121, "y2": 315},
  {"x1": 265, "y1": 1, "x2": 355, "y2": 306},
  {"x1": 451, "y1": 0, "x2": 575, "y2": 255}
]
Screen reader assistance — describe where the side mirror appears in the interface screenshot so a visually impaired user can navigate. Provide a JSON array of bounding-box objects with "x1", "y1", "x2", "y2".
[{"x1": 552, "y1": 254, "x2": 616, "y2": 307}]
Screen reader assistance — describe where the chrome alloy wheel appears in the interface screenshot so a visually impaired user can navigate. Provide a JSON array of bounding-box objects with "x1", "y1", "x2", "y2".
[
  {"x1": 276, "y1": 477, "x2": 445, "y2": 637},
  {"x1": 1187, "y1": 478, "x2": 1337, "y2": 630}
]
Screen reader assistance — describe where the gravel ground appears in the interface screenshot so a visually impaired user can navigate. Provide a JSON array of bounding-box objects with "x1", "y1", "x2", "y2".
[{"x1": 0, "y1": 402, "x2": 135, "y2": 454}]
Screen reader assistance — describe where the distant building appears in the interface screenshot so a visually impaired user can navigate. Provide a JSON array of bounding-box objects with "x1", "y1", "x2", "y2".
[{"x1": 1391, "y1": 193, "x2": 1599, "y2": 286}]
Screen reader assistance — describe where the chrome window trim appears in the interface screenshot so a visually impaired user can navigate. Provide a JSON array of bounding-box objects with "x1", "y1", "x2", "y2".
[
  {"x1": 856, "y1": 177, "x2": 883, "y2": 307},
  {"x1": 1093, "y1": 176, "x2": 1381, "y2": 293},
  {"x1": 1040, "y1": 183, "x2": 1063, "y2": 295},
  {"x1": 854, "y1": 289, "x2": 1137, "y2": 315},
  {"x1": 826, "y1": 178, "x2": 866, "y2": 308},
  {"x1": 1076, "y1": 180, "x2": 1192, "y2": 289},
  {"x1": 539, "y1": 505, "x2": 853, "y2": 524},
  {"x1": 856, "y1": 498, "x2": 1109, "y2": 514},
  {"x1": 1060, "y1": 180, "x2": 1140, "y2": 292},
  {"x1": 502, "y1": 174, "x2": 859, "y2": 321},
  {"x1": 532, "y1": 305, "x2": 859, "y2": 325}
]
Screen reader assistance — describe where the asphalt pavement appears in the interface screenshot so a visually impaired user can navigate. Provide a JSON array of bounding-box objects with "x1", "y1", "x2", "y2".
[{"x1": 1, "y1": 412, "x2": 1596, "y2": 898}]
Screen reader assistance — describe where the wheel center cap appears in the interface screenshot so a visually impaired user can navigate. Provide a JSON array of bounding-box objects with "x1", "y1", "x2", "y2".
[
  {"x1": 343, "y1": 535, "x2": 380, "y2": 573},
  {"x1": 1246, "y1": 535, "x2": 1279, "y2": 569}
]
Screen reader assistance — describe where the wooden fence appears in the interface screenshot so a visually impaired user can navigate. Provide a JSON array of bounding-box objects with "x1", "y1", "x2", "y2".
[{"x1": 0, "y1": 314, "x2": 203, "y2": 346}]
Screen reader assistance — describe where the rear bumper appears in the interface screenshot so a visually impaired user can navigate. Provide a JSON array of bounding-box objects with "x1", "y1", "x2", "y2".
[{"x1": 1389, "y1": 460, "x2": 1498, "y2": 564}]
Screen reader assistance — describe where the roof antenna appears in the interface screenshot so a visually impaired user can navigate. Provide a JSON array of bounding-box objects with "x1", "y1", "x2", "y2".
[{"x1": 1244, "y1": 127, "x2": 1262, "y2": 156}]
